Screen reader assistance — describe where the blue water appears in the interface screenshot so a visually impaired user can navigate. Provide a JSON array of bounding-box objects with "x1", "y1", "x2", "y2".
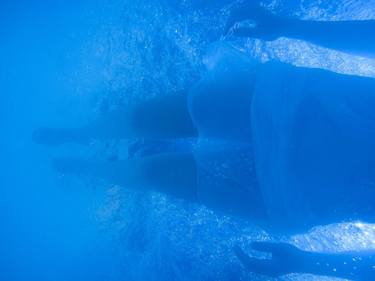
[{"x1": 1, "y1": 1, "x2": 375, "y2": 280}]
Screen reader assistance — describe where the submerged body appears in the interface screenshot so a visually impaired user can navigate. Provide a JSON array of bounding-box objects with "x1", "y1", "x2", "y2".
[{"x1": 34, "y1": 44, "x2": 375, "y2": 234}]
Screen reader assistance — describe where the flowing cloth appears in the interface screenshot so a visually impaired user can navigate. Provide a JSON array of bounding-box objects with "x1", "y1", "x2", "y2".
[
  {"x1": 188, "y1": 44, "x2": 265, "y2": 220},
  {"x1": 252, "y1": 62, "x2": 375, "y2": 232},
  {"x1": 189, "y1": 43, "x2": 375, "y2": 232}
]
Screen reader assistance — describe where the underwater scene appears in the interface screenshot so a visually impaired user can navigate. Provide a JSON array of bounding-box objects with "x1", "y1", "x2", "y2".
[{"x1": 1, "y1": 0, "x2": 375, "y2": 280}]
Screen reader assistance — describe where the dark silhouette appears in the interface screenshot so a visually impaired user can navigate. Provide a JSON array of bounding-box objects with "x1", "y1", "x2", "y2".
[
  {"x1": 225, "y1": 2, "x2": 375, "y2": 57},
  {"x1": 33, "y1": 92, "x2": 198, "y2": 145},
  {"x1": 234, "y1": 242, "x2": 375, "y2": 280},
  {"x1": 34, "y1": 43, "x2": 375, "y2": 234}
]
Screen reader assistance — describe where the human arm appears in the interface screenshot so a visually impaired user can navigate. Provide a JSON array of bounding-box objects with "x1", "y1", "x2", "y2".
[
  {"x1": 225, "y1": 2, "x2": 375, "y2": 57},
  {"x1": 234, "y1": 242, "x2": 375, "y2": 280}
]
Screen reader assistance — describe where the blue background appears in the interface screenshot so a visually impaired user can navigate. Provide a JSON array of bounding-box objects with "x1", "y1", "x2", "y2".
[{"x1": 1, "y1": 1, "x2": 375, "y2": 280}]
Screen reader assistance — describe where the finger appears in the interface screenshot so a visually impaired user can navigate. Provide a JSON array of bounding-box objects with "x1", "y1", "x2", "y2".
[
  {"x1": 231, "y1": 27, "x2": 260, "y2": 38},
  {"x1": 233, "y1": 245, "x2": 248, "y2": 261},
  {"x1": 251, "y1": 242, "x2": 302, "y2": 257},
  {"x1": 233, "y1": 246, "x2": 276, "y2": 276},
  {"x1": 251, "y1": 241, "x2": 282, "y2": 253},
  {"x1": 224, "y1": 16, "x2": 246, "y2": 35},
  {"x1": 224, "y1": 2, "x2": 262, "y2": 34}
]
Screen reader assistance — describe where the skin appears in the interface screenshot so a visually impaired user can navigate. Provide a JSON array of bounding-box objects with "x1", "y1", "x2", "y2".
[
  {"x1": 33, "y1": 59, "x2": 375, "y2": 234},
  {"x1": 34, "y1": 47, "x2": 375, "y2": 278},
  {"x1": 32, "y1": 92, "x2": 198, "y2": 145},
  {"x1": 32, "y1": 5, "x2": 375, "y2": 278},
  {"x1": 225, "y1": 8, "x2": 375, "y2": 275},
  {"x1": 234, "y1": 242, "x2": 375, "y2": 280},
  {"x1": 225, "y1": 2, "x2": 375, "y2": 57}
]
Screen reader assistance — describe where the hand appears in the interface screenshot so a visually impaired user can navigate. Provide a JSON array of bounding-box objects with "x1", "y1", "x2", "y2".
[
  {"x1": 225, "y1": 2, "x2": 286, "y2": 41},
  {"x1": 234, "y1": 242, "x2": 304, "y2": 277}
]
